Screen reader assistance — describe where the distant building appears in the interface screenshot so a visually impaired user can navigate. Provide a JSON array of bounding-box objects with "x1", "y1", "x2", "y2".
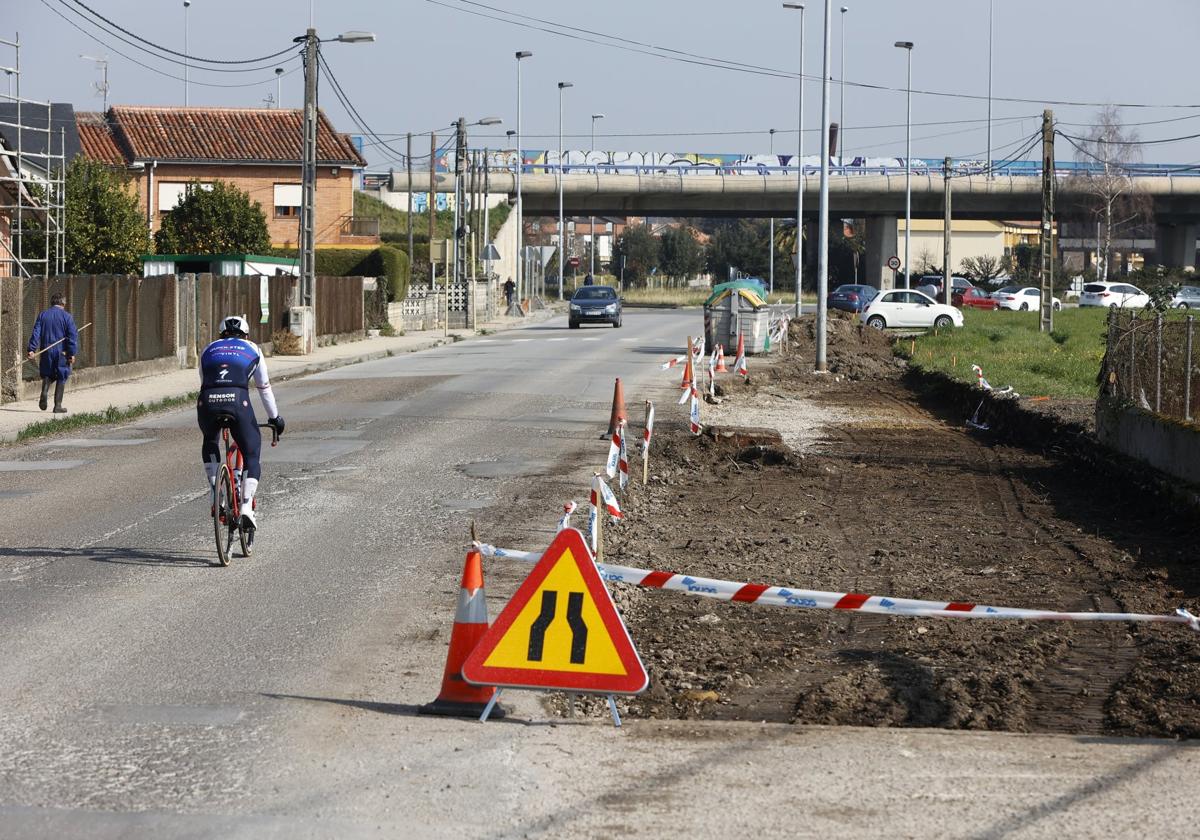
[{"x1": 77, "y1": 106, "x2": 374, "y2": 248}]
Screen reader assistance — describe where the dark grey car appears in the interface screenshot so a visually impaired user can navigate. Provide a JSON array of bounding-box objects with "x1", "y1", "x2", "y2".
[{"x1": 569, "y1": 285, "x2": 622, "y2": 328}]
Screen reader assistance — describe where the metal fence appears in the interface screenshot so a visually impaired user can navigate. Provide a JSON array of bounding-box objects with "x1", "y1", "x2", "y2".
[{"x1": 1104, "y1": 310, "x2": 1200, "y2": 423}]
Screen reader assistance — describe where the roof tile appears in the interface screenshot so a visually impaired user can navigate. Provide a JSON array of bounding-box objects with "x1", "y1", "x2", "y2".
[{"x1": 100, "y1": 106, "x2": 365, "y2": 166}]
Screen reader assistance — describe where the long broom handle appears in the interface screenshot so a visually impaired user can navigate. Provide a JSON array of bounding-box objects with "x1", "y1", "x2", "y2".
[{"x1": 7, "y1": 322, "x2": 92, "y2": 375}]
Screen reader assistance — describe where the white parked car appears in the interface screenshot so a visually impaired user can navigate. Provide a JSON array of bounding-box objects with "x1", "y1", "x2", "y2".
[
  {"x1": 1079, "y1": 281, "x2": 1149, "y2": 309},
  {"x1": 860, "y1": 289, "x2": 964, "y2": 330},
  {"x1": 993, "y1": 286, "x2": 1062, "y2": 312}
]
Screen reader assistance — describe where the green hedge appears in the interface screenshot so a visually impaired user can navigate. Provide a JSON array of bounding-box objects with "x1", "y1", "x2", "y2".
[{"x1": 270, "y1": 245, "x2": 410, "y2": 301}]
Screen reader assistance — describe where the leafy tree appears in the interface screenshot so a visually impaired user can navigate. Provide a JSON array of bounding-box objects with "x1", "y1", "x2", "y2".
[
  {"x1": 62, "y1": 157, "x2": 151, "y2": 274},
  {"x1": 155, "y1": 179, "x2": 270, "y2": 254},
  {"x1": 959, "y1": 254, "x2": 1006, "y2": 285},
  {"x1": 706, "y1": 219, "x2": 769, "y2": 281},
  {"x1": 659, "y1": 225, "x2": 705, "y2": 280},
  {"x1": 612, "y1": 224, "x2": 660, "y2": 285}
]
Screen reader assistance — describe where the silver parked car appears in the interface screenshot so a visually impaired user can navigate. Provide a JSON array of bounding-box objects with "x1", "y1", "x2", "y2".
[{"x1": 1170, "y1": 286, "x2": 1200, "y2": 309}]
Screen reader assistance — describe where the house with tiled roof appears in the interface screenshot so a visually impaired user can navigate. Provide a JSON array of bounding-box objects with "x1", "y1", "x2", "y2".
[{"x1": 76, "y1": 106, "x2": 373, "y2": 247}]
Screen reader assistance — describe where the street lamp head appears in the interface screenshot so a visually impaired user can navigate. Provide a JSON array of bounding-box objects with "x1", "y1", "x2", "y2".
[
  {"x1": 506, "y1": 130, "x2": 516, "y2": 138},
  {"x1": 769, "y1": 128, "x2": 776, "y2": 135},
  {"x1": 592, "y1": 113, "x2": 605, "y2": 120},
  {"x1": 183, "y1": 0, "x2": 191, "y2": 7},
  {"x1": 515, "y1": 50, "x2": 532, "y2": 59},
  {"x1": 782, "y1": 3, "x2": 805, "y2": 10},
  {"x1": 894, "y1": 40, "x2": 914, "y2": 50},
  {"x1": 477, "y1": 117, "x2": 502, "y2": 126},
  {"x1": 558, "y1": 81, "x2": 573, "y2": 89},
  {"x1": 336, "y1": 31, "x2": 376, "y2": 43},
  {"x1": 274, "y1": 67, "x2": 284, "y2": 76},
  {"x1": 841, "y1": 5, "x2": 848, "y2": 12}
]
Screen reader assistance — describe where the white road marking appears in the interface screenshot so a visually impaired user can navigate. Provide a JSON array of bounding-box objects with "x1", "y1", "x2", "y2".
[
  {"x1": 547, "y1": 337, "x2": 567, "y2": 342},
  {"x1": 512, "y1": 339, "x2": 533, "y2": 343},
  {"x1": 475, "y1": 339, "x2": 496, "y2": 344}
]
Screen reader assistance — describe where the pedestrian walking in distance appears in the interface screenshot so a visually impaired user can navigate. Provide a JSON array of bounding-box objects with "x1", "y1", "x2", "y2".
[
  {"x1": 503, "y1": 277, "x2": 516, "y2": 307},
  {"x1": 27, "y1": 292, "x2": 79, "y2": 414}
]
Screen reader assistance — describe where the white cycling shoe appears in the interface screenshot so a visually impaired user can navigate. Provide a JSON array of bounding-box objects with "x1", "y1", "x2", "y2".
[{"x1": 240, "y1": 506, "x2": 257, "y2": 531}]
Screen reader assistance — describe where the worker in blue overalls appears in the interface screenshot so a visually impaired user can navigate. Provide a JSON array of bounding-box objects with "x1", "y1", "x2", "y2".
[{"x1": 27, "y1": 292, "x2": 79, "y2": 413}]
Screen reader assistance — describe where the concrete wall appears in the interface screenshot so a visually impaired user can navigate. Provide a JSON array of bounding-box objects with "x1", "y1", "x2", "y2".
[{"x1": 1096, "y1": 398, "x2": 1200, "y2": 489}]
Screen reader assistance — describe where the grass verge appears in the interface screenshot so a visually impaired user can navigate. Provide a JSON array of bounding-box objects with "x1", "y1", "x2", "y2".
[
  {"x1": 905, "y1": 308, "x2": 1110, "y2": 398},
  {"x1": 13, "y1": 391, "x2": 198, "y2": 444}
]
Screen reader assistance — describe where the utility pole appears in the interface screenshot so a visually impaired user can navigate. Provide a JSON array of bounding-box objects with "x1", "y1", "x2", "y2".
[
  {"x1": 768, "y1": 127, "x2": 776, "y2": 295},
  {"x1": 298, "y1": 26, "x2": 318, "y2": 349},
  {"x1": 1039, "y1": 109, "x2": 1055, "y2": 334},
  {"x1": 816, "y1": 0, "x2": 832, "y2": 372},
  {"x1": 943, "y1": 156, "x2": 952, "y2": 306},
  {"x1": 454, "y1": 117, "x2": 467, "y2": 285},
  {"x1": 429, "y1": 131, "x2": 437, "y2": 282},
  {"x1": 406, "y1": 132, "x2": 413, "y2": 289}
]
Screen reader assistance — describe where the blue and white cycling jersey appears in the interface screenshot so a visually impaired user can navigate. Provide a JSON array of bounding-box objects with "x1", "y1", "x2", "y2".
[{"x1": 199, "y1": 337, "x2": 278, "y2": 418}]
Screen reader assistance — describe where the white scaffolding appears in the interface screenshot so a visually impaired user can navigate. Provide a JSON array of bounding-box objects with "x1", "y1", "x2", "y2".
[{"x1": 0, "y1": 33, "x2": 66, "y2": 279}]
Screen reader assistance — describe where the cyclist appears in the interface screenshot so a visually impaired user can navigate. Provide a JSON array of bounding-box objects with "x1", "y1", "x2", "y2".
[{"x1": 198, "y1": 316, "x2": 285, "y2": 531}]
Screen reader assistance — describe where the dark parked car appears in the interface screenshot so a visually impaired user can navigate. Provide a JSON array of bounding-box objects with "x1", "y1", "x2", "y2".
[
  {"x1": 952, "y1": 287, "x2": 998, "y2": 310},
  {"x1": 827, "y1": 284, "x2": 878, "y2": 313},
  {"x1": 569, "y1": 285, "x2": 622, "y2": 328}
]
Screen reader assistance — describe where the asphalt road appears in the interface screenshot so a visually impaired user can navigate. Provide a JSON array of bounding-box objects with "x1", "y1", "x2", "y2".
[{"x1": 1, "y1": 309, "x2": 1195, "y2": 839}]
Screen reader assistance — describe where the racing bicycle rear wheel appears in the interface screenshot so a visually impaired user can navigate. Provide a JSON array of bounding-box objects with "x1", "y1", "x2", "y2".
[{"x1": 214, "y1": 464, "x2": 235, "y2": 567}]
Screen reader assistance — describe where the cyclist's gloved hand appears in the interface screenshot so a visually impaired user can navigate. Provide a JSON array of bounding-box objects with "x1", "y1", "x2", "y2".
[{"x1": 269, "y1": 415, "x2": 285, "y2": 437}]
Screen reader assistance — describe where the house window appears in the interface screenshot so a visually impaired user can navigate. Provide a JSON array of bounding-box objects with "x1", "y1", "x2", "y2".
[
  {"x1": 274, "y1": 183, "x2": 302, "y2": 218},
  {"x1": 158, "y1": 181, "x2": 212, "y2": 213}
]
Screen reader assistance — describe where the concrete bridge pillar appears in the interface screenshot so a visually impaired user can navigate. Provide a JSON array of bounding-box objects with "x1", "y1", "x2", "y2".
[
  {"x1": 865, "y1": 215, "x2": 899, "y2": 290},
  {"x1": 1154, "y1": 222, "x2": 1199, "y2": 270}
]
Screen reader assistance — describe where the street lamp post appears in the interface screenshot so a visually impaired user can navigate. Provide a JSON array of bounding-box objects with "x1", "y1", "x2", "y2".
[
  {"x1": 275, "y1": 67, "x2": 284, "y2": 108},
  {"x1": 557, "y1": 81, "x2": 573, "y2": 300},
  {"x1": 816, "y1": 0, "x2": 833, "y2": 372},
  {"x1": 768, "y1": 127, "x2": 776, "y2": 295},
  {"x1": 590, "y1": 112, "x2": 604, "y2": 277},
  {"x1": 183, "y1": 0, "x2": 191, "y2": 106},
  {"x1": 895, "y1": 40, "x2": 913, "y2": 289},
  {"x1": 513, "y1": 50, "x2": 532, "y2": 314},
  {"x1": 293, "y1": 27, "x2": 375, "y2": 352},
  {"x1": 839, "y1": 5, "x2": 848, "y2": 168},
  {"x1": 783, "y1": 2, "x2": 805, "y2": 318}
]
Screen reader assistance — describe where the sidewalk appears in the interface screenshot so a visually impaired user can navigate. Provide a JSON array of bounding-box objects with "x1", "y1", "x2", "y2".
[{"x1": 0, "y1": 307, "x2": 560, "y2": 443}]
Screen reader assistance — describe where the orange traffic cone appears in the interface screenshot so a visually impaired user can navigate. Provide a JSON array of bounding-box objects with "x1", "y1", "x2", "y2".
[
  {"x1": 604, "y1": 377, "x2": 628, "y2": 437},
  {"x1": 419, "y1": 550, "x2": 505, "y2": 718},
  {"x1": 714, "y1": 344, "x2": 728, "y2": 373}
]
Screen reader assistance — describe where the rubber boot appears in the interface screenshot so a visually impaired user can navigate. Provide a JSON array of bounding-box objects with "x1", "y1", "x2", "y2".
[
  {"x1": 39, "y1": 378, "x2": 50, "y2": 411},
  {"x1": 52, "y1": 379, "x2": 66, "y2": 413}
]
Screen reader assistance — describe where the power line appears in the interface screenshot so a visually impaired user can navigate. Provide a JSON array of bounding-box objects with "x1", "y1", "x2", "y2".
[
  {"x1": 1056, "y1": 128, "x2": 1200, "y2": 147},
  {"x1": 39, "y1": 0, "x2": 303, "y2": 89},
  {"x1": 428, "y1": 0, "x2": 1200, "y2": 110},
  {"x1": 49, "y1": 0, "x2": 298, "y2": 74},
  {"x1": 64, "y1": 0, "x2": 298, "y2": 65}
]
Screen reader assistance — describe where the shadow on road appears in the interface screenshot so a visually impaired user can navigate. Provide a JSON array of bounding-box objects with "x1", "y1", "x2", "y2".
[{"x1": 0, "y1": 545, "x2": 212, "y2": 568}]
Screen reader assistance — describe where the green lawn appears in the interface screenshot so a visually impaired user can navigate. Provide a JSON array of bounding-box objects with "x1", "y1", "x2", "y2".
[{"x1": 906, "y1": 307, "x2": 1112, "y2": 398}]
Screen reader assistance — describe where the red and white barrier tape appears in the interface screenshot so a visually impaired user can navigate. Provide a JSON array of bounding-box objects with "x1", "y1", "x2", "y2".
[
  {"x1": 642, "y1": 402, "x2": 655, "y2": 453},
  {"x1": 660, "y1": 355, "x2": 686, "y2": 370},
  {"x1": 474, "y1": 541, "x2": 1200, "y2": 632}
]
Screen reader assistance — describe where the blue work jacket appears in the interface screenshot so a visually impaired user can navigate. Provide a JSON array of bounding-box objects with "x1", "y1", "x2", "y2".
[{"x1": 27, "y1": 306, "x2": 79, "y2": 382}]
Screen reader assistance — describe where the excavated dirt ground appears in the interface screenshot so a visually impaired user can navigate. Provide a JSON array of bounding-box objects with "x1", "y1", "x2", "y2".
[{"x1": 585, "y1": 314, "x2": 1200, "y2": 738}]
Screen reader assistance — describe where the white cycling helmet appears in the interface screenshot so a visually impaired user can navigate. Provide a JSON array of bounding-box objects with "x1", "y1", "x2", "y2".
[{"x1": 221, "y1": 315, "x2": 250, "y2": 337}]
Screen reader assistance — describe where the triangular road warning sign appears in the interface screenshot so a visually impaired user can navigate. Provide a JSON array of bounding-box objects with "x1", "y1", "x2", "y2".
[{"x1": 462, "y1": 528, "x2": 648, "y2": 695}]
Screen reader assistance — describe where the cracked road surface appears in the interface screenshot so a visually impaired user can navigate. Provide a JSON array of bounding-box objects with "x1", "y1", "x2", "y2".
[{"x1": 1, "y1": 311, "x2": 1195, "y2": 839}]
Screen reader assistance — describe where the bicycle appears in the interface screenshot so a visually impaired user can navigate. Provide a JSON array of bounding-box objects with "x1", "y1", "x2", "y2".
[{"x1": 212, "y1": 422, "x2": 279, "y2": 567}]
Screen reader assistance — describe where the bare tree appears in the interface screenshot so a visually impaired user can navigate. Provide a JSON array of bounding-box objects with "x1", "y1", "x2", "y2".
[
  {"x1": 1064, "y1": 106, "x2": 1152, "y2": 282},
  {"x1": 959, "y1": 254, "x2": 1006, "y2": 285}
]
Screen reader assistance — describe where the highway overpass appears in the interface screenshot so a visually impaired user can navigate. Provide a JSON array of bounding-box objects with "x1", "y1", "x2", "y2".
[{"x1": 386, "y1": 168, "x2": 1200, "y2": 286}]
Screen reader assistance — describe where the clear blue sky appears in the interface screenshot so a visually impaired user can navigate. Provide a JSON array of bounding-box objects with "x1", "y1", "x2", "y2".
[{"x1": 9, "y1": 0, "x2": 1200, "y2": 167}]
